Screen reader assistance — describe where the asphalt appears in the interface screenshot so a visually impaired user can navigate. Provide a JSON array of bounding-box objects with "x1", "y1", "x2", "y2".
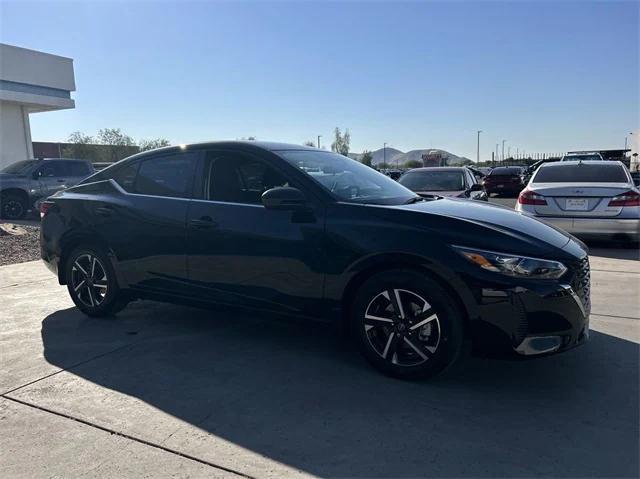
[{"x1": 0, "y1": 205, "x2": 638, "y2": 477}]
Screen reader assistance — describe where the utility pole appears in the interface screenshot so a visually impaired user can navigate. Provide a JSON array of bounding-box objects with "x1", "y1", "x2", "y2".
[
  {"x1": 317, "y1": 135, "x2": 322, "y2": 149},
  {"x1": 495, "y1": 144, "x2": 499, "y2": 164},
  {"x1": 501, "y1": 140, "x2": 506, "y2": 164},
  {"x1": 476, "y1": 130, "x2": 482, "y2": 163}
]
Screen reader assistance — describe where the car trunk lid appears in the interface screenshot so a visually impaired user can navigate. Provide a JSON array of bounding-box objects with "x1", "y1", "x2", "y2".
[{"x1": 530, "y1": 182, "x2": 630, "y2": 217}]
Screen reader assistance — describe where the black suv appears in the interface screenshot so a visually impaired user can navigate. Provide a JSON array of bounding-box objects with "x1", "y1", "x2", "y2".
[
  {"x1": 40, "y1": 142, "x2": 590, "y2": 379},
  {"x1": 0, "y1": 158, "x2": 94, "y2": 219}
]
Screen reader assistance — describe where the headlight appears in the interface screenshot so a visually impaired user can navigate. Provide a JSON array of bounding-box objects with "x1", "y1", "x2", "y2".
[{"x1": 453, "y1": 246, "x2": 567, "y2": 279}]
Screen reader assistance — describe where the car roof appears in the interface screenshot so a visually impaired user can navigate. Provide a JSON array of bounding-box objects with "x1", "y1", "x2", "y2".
[
  {"x1": 541, "y1": 160, "x2": 623, "y2": 167},
  {"x1": 115, "y1": 140, "x2": 323, "y2": 164}
]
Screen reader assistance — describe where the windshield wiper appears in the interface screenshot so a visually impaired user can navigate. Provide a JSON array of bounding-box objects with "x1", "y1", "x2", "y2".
[{"x1": 404, "y1": 196, "x2": 426, "y2": 204}]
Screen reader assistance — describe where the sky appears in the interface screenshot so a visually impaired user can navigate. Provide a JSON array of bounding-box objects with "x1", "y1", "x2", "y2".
[{"x1": 1, "y1": 0, "x2": 638, "y2": 160}]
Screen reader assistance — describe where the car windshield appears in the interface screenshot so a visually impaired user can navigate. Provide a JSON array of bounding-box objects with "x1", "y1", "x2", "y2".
[
  {"x1": 1, "y1": 160, "x2": 39, "y2": 174},
  {"x1": 277, "y1": 150, "x2": 416, "y2": 205},
  {"x1": 488, "y1": 167, "x2": 521, "y2": 176},
  {"x1": 562, "y1": 154, "x2": 601, "y2": 161},
  {"x1": 534, "y1": 163, "x2": 629, "y2": 183},
  {"x1": 399, "y1": 170, "x2": 465, "y2": 191}
]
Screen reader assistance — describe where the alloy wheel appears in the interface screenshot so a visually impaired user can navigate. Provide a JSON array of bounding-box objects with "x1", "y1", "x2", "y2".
[
  {"x1": 2, "y1": 199, "x2": 24, "y2": 219},
  {"x1": 70, "y1": 253, "x2": 109, "y2": 308},
  {"x1": 364, "y1": 288, "x2": 441, "y2": 367}
]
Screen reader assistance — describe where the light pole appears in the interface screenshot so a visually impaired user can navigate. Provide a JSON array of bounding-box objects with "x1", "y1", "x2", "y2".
[
  {"x1": 476, "y1": 130, "x2": 482, "y2": 163},
  {"x1": 383, "y1": 142, "x2": 387, "y2": 167},
  {"x1": 501, "y1": 140, "x2": 507, "y2": 164},
  {"x1": 495, "y1": 143, "x2": 499, "y2": 166},
  {"x1": 317, "y1": 135, "x2": 322, "y2": 149}
]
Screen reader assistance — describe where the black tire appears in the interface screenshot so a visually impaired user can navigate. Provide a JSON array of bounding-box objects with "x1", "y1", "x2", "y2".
[
  {"x1": 351, "y1": 269, "x2": 465, "y2": 380},
  {"x1": 65, "y1": 245, "x2": 128, "y2": 317},
  {"x1": 0, "y1": 192, "x2": 27, "y2": 220}
]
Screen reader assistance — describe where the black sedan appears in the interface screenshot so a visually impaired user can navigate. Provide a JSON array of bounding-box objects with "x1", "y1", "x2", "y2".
[
  {"x1": 398, "y1": 167, "x2": 487, "y2": 200},
  {"x1": 40, "y1": 141, "x2": 590, "y2": 379}
]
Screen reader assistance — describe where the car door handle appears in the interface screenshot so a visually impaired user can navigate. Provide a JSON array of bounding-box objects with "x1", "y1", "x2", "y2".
[
  {"x1": 57, "y1": 179, "x2": 66, "y2": 183},
  {"x1": 190, "y1": 216, "x2": 218, "y2": 229},
  {"x1": 95, "y1": 206, "x2": 114, "y2": 217}
]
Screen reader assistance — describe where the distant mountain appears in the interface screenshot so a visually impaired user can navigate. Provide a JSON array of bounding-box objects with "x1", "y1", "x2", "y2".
[{"x1": 351, "y1": 148, "x2": 472, "y2": 167}]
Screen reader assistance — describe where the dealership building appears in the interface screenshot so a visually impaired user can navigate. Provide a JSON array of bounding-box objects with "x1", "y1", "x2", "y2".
[{"x1": 0, "y1": 43, "x2": 75, "y2": 169}]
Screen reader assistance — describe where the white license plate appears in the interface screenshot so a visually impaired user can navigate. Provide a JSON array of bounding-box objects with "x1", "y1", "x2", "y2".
[{"x1": 566, "y1": 198, "x2": 589, "y2": 210}]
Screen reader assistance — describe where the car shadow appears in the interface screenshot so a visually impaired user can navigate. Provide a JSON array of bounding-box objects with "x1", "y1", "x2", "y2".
[{"x1": 40, "y1": 303, "x2": 639, "y2": 478}]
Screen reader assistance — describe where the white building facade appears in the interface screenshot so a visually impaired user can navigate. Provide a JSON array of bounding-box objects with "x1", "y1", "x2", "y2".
[{"x1": 0, "y1": 44, "x2": 75, "y2": 168}]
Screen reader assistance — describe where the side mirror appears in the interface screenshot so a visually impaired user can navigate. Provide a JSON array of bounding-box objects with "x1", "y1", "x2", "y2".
[
  {"x1": 262, "y1": 187, "x2": 307, "y2": 210},
  {"x1": 470, "y1": 183, "x2": 484, "y2": 192}
]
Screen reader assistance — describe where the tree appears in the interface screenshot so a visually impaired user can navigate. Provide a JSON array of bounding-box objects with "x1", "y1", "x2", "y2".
[
  {"x1": 62, "y1": 131, "x2": 97, "y2": 160},
  {"x1": 360, "y1": 150, "x2": 373, "y2": 167},
  {"x1": 97, "y1": 128, "x2": 136, "y2": 162},
  {"x1": 138, "y1": 138, "x2": 171, "y2": 152},
  {"x1": 403, "y1": 160, "x2": 422, "y2": 169},
  {"x1": 303, "y1": 140, "x2": 316, "y2": 147},
  {"x1": 331, "y1": 127, "x2": 351, "y2": 156}
]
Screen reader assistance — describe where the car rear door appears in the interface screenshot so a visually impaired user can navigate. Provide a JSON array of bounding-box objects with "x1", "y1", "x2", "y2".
[
  {"x1": 91, "y1": 151, "x2": 199, "y2": 294},
  {"x1": 185, "y1": 149, "x2": 326, "y2": 317}
]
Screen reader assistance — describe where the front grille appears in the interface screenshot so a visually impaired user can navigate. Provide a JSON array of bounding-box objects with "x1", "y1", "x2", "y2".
[{"x1": 572, "y1": 256, "x2": 591, "y2": 315}]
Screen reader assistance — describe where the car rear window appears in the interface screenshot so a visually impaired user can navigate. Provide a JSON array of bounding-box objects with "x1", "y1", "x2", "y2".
[
  {"x1": 488, "y1": 167, "x2": 521, "y2": 176},
  {"x1": 534, "y1": 164, "x2": 629, "y2": 183}
]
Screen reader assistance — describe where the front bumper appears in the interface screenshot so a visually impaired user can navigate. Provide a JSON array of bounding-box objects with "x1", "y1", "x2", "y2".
[
  {"x1": 470, "y1": 256, "x2": 591, "y2": 356},
  {"x1": 535, "y1": 217, "x2": 639, "y2": 240}
]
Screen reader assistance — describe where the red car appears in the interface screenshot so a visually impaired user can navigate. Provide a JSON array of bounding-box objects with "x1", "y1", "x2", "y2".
[{"x1": 483, "y1": 167, "x2": 525, "y2": 196}]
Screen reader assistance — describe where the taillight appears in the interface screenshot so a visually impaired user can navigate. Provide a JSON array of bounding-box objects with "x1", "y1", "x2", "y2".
[
  {"x1": 40, "y1": 201, "x2": 54, "y2": 218},
  {"x1": 608, "y1": 190, "x2": 640, "y2": 207},
  {"x1": 518, "y1": 189, "x2": 547, "y2": 205}
]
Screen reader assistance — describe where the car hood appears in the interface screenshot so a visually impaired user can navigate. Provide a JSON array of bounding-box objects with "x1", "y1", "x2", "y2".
[{"x1": 393, "y1": 197, "x2": 573, "y2": 249}]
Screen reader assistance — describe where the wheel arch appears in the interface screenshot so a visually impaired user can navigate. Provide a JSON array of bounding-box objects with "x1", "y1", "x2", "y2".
[
  {"x1": 339, "y1": 253, "x2": 477, "y2": 332},
  {"x1": 57, "y1": 231, "x2": 124, "y2": 287},
  {"x1": 0, "y1": 188, "x2": 30, "y2": 207}
]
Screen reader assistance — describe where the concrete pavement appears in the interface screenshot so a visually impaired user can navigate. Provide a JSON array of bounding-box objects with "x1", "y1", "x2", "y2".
[{"x1": 1, "y1": 251, "x2": 638, "y2": 478}]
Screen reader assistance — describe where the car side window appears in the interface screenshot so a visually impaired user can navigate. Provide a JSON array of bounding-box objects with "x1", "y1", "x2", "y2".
[
  {"x1": 36, "y1": 161, "x2": 68, "y2": 178},
  {"x1": 69, "y1": 161, "x2": 91, "y2": 177},
  {"x1": 135, "y1": 153, "x2": 197, "y2": 198},
  {"x1": 110, "y1": 162, "x2": 139, "y2": 192},
  {"x1": 207, "y1": 153, "x2": 290, "y2": 204}
]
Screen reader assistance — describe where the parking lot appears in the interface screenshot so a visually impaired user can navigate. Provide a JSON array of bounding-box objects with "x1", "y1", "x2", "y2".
[{"x1": 1, "y1": 198, "x2": 638, "y2": 478}]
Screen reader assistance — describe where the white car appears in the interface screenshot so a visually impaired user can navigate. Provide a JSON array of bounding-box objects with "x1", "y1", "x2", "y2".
[{"x1": 516, "y1": 161, "x2": 639, "y2": 242}]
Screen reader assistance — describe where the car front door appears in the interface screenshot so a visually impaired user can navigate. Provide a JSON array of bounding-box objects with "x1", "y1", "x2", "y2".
[{"x1": 185, "y1": 150, "x2": 326, "y2": 317}]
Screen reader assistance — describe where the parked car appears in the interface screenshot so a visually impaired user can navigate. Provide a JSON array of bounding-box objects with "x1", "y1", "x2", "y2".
[
  {"x1": 0, "y1": 158, "x2": 94, "y2": 219},
  {"x1": 560, "y1": 152, "x2": 604, "y2": 162},
  {"x1": 40, "y1": 141, "x2": 590, "y2": 379},
  {"x1": 516, "y1": 161, "x2": 639, "y2": 242},
  {"x1": 398, "y1": 167, "x2": 487, "y2": 200},
  {"x1": 482, "y1": 166, "x2": 525, "y2": 196},
  {"x1": 466, "y1": 166, "x2": 486, "y2": 181}
]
